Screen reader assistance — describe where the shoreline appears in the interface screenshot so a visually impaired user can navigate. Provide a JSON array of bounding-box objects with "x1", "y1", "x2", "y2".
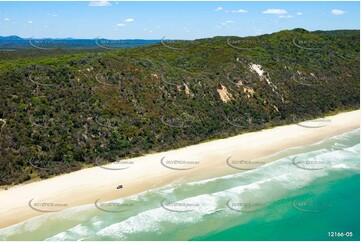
[{"x1": 0, "y1": 110, "x2": 359, "y2": 229}]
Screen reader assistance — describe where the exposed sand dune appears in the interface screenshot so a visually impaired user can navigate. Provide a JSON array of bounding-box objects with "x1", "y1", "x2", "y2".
[{"x1": 217, "y1": 84, "x2": 233, "y2": 102}]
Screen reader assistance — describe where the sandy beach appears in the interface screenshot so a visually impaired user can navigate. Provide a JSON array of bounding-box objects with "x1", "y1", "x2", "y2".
[{"x1": 0, "y1": 110, "x2": 359, "y2": 229}]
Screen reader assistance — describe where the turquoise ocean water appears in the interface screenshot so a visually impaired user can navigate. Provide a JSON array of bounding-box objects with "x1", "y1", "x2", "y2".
[{"x1": 0, "y1": 129, "x2": 359, "y2": 241}]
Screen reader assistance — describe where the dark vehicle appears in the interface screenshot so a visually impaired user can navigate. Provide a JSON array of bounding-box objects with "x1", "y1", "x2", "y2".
[{"x1": 117, "y1": 184, "x2": 123, "y2": 189}]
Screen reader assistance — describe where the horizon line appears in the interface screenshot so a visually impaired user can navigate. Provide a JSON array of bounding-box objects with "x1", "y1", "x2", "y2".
[{"x1": 1, "y1": 28, "x2": 360, "y2": 40}]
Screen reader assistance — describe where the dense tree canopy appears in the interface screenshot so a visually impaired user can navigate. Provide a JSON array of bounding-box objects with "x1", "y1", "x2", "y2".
[{"x1": 0, "y1": 29, "x2": 359, "y2": 186}]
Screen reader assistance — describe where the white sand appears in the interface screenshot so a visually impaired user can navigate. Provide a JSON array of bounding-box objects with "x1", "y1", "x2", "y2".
[{"x1": 0, "y1": 110, "x2": 359, "y2": 228}]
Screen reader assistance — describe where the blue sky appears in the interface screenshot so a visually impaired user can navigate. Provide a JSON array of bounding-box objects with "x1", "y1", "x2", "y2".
[{"x1": 0, "y1": 1, "x2": 359, "y2": 39}]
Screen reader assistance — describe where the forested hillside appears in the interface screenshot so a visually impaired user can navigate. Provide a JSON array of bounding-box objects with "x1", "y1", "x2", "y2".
[{"x1": 0, "y1": 28, "x2": 359, "y2": 186}]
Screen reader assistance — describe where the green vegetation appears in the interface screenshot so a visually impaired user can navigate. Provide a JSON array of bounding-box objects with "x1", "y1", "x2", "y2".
[{"x1": 0, "y1": 29, "x2": 359, "y2": 186}]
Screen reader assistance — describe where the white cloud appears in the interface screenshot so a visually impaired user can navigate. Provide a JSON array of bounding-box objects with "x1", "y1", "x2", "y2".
[
  {"x1": 331, "y1": 9, "x2": 345, "y2": 15},
  {"x1": 279, "y1": 15, "x2": 294, "y2": 18},
  {"x1": 262, "y1": 9, "x2": 288, "y2": 15},
  {"x1": 89, "y1": 1, "x2": 111, "y2": 7},
  {"x1": 116, "y1": 23, "x2": 126, "y2": 27},
  {"x1": 28, "y1": 20, "x2": 33, "y2": 24},
  {"x1": 220, "y1": 20, "x2": 234, "y2": 26},
  {"x1": 296, "y1": 12, "x2": 303, "y2": 15},
  {"x1": 225, "y1": 9, "x2": 248, "y2": 13},
  {"x1": 3, "y1": 18, "x2": 10, "y2": 21},
  {"x1": 125, "y1": 18, "x2": 134, "y2": 22},
  {"x1": 215, "y1": 7, "x2": 223, "y2": 11},
  {"x1": 47, "y1": 13, "x2": 58, "y2": 17}
]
